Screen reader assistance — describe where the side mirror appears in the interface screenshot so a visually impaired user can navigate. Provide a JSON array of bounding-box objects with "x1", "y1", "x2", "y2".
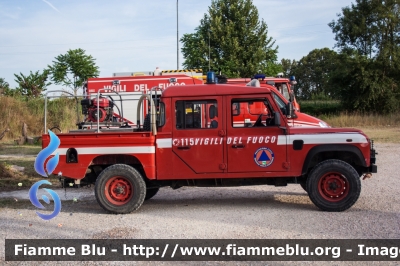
[{"x1": 274, "y1": 112, "x2": 281, "y2": 126}]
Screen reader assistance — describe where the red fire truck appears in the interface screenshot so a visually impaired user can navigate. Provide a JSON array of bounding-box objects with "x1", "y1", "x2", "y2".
[
  {"x1": 226, "y1": 77, "x2": 330, "y2": 128},
  {"x1": 42, "y1": 80, "x2": 377, "y2": 214},
  {"x1": 80, "y1": 74, "x2": 203, "y2": 128},
  {"x1": 226, "y1": 75, "x2": 300, "y2": 110},
  {"x1": 79, "y1": 73, "x2": 328, "y2": 130}
]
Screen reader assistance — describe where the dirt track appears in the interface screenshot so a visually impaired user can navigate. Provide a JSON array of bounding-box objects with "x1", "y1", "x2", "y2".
[{"x1": 0, "y1": 143, "x2": 399, "y2": 265}]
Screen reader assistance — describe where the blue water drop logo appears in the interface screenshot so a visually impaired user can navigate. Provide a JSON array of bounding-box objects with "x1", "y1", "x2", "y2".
[
  {"x1": 31, "y1": 130, "x2": 62, "y2": 220},
  {"x1": 34, "y1": 130, "x2": 60, "y2": 177},
  {"x1": 29, "y1": 180, "x2": 61, "y2": 220}
]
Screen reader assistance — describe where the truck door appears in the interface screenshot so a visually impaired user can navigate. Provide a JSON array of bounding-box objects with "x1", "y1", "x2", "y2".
[
  {"x1": 172, "y1": 97, "x2": 224, "y2": 175},
  {"x1": 227, "y1": 95, "x2": 287, "y2": 173}
]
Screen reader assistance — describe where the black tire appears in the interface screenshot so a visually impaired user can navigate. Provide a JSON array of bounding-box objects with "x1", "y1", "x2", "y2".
[
  {"x1": 50, "y1": 126, "x2": 62, "y2": 133},
  {"x1": 145, "y1": 188, "x2": 160, "y2": 200},
  {"x1": 95, "y1": 164, "x2": 146, "y2": 214},
  {"x1": 306, "y1": 159, "x2": 361, "y2": 212},
  {"x1": 299, "y1": 182, "x2": 307, "y2": 192},
  {"x1": 143, "y1": 114, "x2": 151, "y2": 131}
]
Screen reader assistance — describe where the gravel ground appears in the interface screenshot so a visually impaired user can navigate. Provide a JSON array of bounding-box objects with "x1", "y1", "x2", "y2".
[{"x1": 0, "y1": 143, "x2": 399, "y2": 266}]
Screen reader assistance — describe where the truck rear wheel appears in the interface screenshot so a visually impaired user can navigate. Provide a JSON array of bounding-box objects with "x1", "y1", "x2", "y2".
[
  {"x1": 306, "y1": 159, "x2": 361, "y2": 212},
  {"x1": 95, "y1": 164, "x2": 146, "y2": 214}
]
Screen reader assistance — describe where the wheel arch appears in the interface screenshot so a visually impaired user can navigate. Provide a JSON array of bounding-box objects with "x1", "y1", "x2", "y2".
[
  {"x1": 306, "y1": 159, "x2": 361, "y2": 212},
  {"x1": 88, "y1": 154, "x2": 147, "y2": 180},
  {"x1": 302, "y1": 144, "x2": 366, "y2": 176}
]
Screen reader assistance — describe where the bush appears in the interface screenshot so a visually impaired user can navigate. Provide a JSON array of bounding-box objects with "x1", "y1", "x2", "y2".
[{"x1": 299, "y1": 100, "x2": 343, "y2": 116}]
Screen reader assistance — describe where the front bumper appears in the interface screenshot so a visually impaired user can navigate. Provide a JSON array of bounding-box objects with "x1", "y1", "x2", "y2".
[
  {"x1": 369, "y1": 139, "x2": 377, "y2": 173},
  {"x1": 369, "y1": 164, "x2": 377, "y2": 173}
]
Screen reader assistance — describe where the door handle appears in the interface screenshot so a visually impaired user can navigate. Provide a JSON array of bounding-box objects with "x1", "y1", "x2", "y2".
[
  {"x1": 177, "y1": 146, "x2": 191, "y2": 150},
  {"x1": 232, "y1": 144, "x2": 245, "y2": 149}
]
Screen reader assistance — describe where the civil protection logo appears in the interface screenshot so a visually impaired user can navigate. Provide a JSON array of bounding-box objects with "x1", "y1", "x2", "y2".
[
  {"x1": 29, "y1": 130, "x2": 61, "y2": 220},
  {"x1": 253, "y1": 147, "x2": 274, "y2": 167}
]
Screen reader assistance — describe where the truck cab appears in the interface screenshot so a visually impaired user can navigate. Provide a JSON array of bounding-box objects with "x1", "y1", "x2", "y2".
[
  {"x1": 42, "y1": 83, "x2": 377, "y2": 214},
  {"x1": 226, "y1": 77, "x2": 330, "y2": 128}
]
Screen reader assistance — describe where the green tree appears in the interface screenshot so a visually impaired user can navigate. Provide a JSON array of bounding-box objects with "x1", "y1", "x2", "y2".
[
  {"x1": 280, "y1": 58, "x2": 297, "y2": 78},
  {"x1": 48, "y1": 48, "x2": 100, "y2": 95},
  {"x1": 259, "y1": 50, "x2": 283, "y2": 76},
  {"x1": 329, "y1": 0, "x2": 400, "y2": 113},
  {"x1": 291, "y1": 48, "x2": 340, "y2": 100},
  {"x1": 14, "y1": 70, "x2": 51, "y2": 98},
  {"x1": 329, "y1": 0, "x2": 376, "y2": 58},
  {"x1": 0, "y1": 77, "x2": 10, "y2": 95},
  {"x1": 180, "y1": 0, "x2": 278, "y2": 78},
  {"x1": 329, "y1": 52, "x2": 399, "y2": 114},
  {"x1": 329, "y1": 0, "x2": 400, "y2": 62}
]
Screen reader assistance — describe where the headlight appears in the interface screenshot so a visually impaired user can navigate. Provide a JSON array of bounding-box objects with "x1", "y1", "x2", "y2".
[{"x1": 319, "y1": 121, "x2": 330, "y2": 128}]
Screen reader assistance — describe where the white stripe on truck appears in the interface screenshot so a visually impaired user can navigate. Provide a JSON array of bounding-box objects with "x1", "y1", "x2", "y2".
[
  {"x1": 277, "y1": 133, "x2": 367, "y2": 145},
  {"x1": 52, "y1": 146, "x2": 155, "y2": 155},
  {"x1": 156, "y1": 138, "x2": 172, "y2": 148},
  {"x1": 50, "y1": 133, "x2": 366, "y2": 155}
]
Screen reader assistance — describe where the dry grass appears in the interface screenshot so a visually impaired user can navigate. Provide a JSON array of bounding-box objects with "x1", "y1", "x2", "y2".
[
  {"x1": 0, "y1": 97, "x2": 42, "y2": 140},
  {"x1": 0, "y1": 96, "x2": 81, "y2": 140},
  {"x1": 357, "y1": 127, "x2": 400, "y2": 143},
  {"x1": 321, "y1": 112, "x2": 400, "y2": 127},
  {"x1": 321, "y1": 113, "x2": 400, "y2": 143}
]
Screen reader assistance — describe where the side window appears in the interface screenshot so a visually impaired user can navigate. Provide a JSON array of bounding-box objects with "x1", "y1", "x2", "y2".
[
  {"x1": 276, "y1": 83, "x2": 290, "y2": 100},
  {"x1": 281, "y1": 84, "x2": 289, "y2": 100},
  {"x1": 231, "y1": 98, "x2": 275, "y2": 128},
  {"x1": 158, "y1": 102, "x2": 165, "y2": 126},
  {"x1": 175, "y1": 100, "x2": 218, "y2": 129}
]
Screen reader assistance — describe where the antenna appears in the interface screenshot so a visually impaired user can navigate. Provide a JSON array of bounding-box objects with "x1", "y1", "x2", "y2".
[{"x1": 177, "y1": 0, "x2": 179, "y2": 70}]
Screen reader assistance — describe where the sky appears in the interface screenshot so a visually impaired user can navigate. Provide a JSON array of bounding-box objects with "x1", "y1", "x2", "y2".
[{"x1": 0, "y1": 0, "x2": 355, "y2": 90}]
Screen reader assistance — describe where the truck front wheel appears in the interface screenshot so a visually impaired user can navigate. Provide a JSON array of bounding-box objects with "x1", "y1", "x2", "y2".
[
  {"x1": 306, "y1": 159, "x2": 361, "y2": 212},
  {"x1": 95, "y1": 164, "x2": 146, "y2": 214}
]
